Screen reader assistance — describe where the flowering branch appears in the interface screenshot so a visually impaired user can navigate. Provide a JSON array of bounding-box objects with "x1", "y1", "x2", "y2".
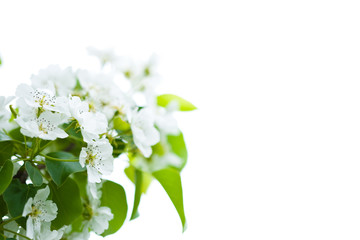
[
  {"x1": 39, "y1": 153, "x2": 79, "y2": 162},
  {"x1": 0, "y1": 48, "x2": 196, "y2": 240}
]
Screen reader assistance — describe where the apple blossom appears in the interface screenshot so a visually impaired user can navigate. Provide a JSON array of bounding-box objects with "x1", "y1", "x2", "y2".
[
  {"x1": 79, "y1": 138, "x2": 114, "y2": 183},
  {"x1": 22, "y1": 186, "x2": 58, "y2": 239},
  {"x1": 130, "y1": 108, "x2": 160, "y2": 157}
]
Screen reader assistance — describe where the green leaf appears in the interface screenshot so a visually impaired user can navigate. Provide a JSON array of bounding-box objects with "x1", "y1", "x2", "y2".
[
  {"x1": 0, "y1": 195, "x2": 8, "y2": 219},
  {"x1": 100, "y1": 180, "x2": 128, "y2": 237},
  {"x1": 3, "y1": 179, "x2": 40, "y2": 228},
  {"x1": 45, "y1": 152, "x2": 85, "y2": 186},
  {"x1": 0, "y1": 160, "x2": 14, "y2": 195},
  {"x1": 25, "y1": 162, "x2": 43, "y2": 186},
  {"x1": 49, "y1": 178, "x2": 83, "y2": 229},
  {"x1": 157, "y1": 94, "x2": 196, "y2": 111},
  {"x1": 69, "y1": 214, "x2": 84, "y2": 233},
  {"x1": 74, "y1": 78, "x2": 83, "y2": 91},
  {"x1": 113, "y1": 116, "x2": 130, "y2": 131},
  {"x1": 0, "y1": 142, "x2": 13, "y2": 166},
  {"x1": 167, "y1": 132, "x2": 188, "y2": 170},
  {"x1": 7, "y1": 127, "x2": 25, "y2": 142},
  {"x1": 130, "y1": 169, "x2": 142, "y2": 220},
  {"x1": 124, "y1": 165, "x2": 152, "y2": 193},
  {"x1": 112, "y1": 138, "x2": 126, "y2": 158},
  {"x1": 71, "y1": 171, "x2": 88, "y2": 200},
  {"x1": 0, "y1": 132, "x2": 12, "y2": 142},
  {"x1": 152, "y1": 168, "x2": 187, "y2": 232}
]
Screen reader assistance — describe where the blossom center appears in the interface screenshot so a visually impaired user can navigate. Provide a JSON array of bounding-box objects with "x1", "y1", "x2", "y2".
[
  {"x1": 38, "y1": 123, "x2": 48, "y2": 134},
  {"x1": 32, "y1": 90, "x2": 56, "y2": 108},
  {"x1": 83, "y1": 203, "x2": 94, "y2": 220},
  {"x1": 30, "y1": 205, "x2": 42, "y2": 218},
  {"x1": 36, "y1": 118, "x2": 55, "y2": 134},
  {"x1": 85, "y1": 152, "x2": 98, "y2": 166}
]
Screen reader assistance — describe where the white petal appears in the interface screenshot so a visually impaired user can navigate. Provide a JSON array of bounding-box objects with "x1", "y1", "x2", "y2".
[
  {"x1": 15, "y1": 84, "x2": 33, "y2": 99},
  {"x1": 79, "y1": 148, "x2": 87, "y2": 168},
  {"x1": 26, "y1": 217, "x2": 35, "y2": 239},
  {"x1": 87, "y1": 165, "x2": 101, "y2": 183},
  {"x1": 22, "y1": 197, "x2": 33, "y2": 216},
  {"x1": 34, "y1": 186, "x2": 50, "y2": 202},
  {"x1": 52, "y1": 128, "x2": 69, "y2": 139},
  {"x1": 41, "y1": 200, "x2": 58, "y2": 222}
]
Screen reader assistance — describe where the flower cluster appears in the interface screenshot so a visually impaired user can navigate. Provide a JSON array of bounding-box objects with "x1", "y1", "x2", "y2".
[{"x1": 0, "y1": 48, "x2": 195, "y2": 240}]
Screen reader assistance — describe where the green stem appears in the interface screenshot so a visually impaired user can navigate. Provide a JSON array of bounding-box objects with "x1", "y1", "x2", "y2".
[
  {"x1": 30, "y1": 138, "x2": 36, "y2": 160},
  {"x1": 67, "y1": 135, "x2": 85, "y2": 144},
  {"x1": 33, "y1": 160, "x2": 45, "y2": 165},
  {"x1": 39, "y1": 140, "x2": 54, "y2": 152},
  {"x1": 23, "y1": 135, "x2": 28, "y2": 157},
  {"x1": 2, "y1": 228, "x2": 31, "y2": 240},
  {"x1": 64, "y1": 121, "x2": 75, "y2": 132},
  {"x1": 0, "y1": 216, "x2": 22, "y2": 227},
  {"x1": 113, "y1": 150, "x2": 124, "y2": 154},
  {"x1": 9, "y1": 105, "x2": 17, "y2": 118},
  {"x1": 39, "y1": 153, "x2": 78, "y2": 162}
]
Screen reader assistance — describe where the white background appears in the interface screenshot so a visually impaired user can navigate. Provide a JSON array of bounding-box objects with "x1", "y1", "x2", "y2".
[{"x1": 1, "y1": 1, "x2": 360, "y2": 239}]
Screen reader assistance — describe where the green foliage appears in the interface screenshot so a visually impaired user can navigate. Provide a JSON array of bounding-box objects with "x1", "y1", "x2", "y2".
[
  {"x1": 100, "y1": 180, "x2": 128, "y2": 237},
  {"x1": 25, "y1": 162, "x2": 43, "y2": 186},
  {"x1": 0, "y1": 142, "x2": 14, "y2": 166},
  {"x1": 167, "y1": 132, "x2": 188, "y2": 170},
  {"x1": 0, "y1": 195, "x2": 8, "y2": 219},
  {"x1": 152, "y1": 168, "x2": 187, "y2": 232},
  {"x1": 45, "y1": 152, "x2": 85, "y2": 186},
  {"x1": 71, "y1": 171, "x2": 88, "y2": 200},
  {"x1": 49, "y1": 178, "x2": 83, "y2": 229},
  {"x1": 7, "y1": 128, "x2": 24, "y2": 142},
  {"x1": 112, "y1": 138, "x2": 126, "y2": 158},
  {"x1": 0, "y1": 132, "x2": 14, "y2": 165},
  {"x1": 3, "y1": 179, "x2": 41, "y2": 228},
  {"x1": 130, "y1": 169, "x2": 142, "y2": 220},
  {"x1": 124, "y1": 165, "x2": 152, "y2": 193},
  {"x1": 0, "y1": 132, "x2": 12, "y2": 142},
  {"x1": 157, "y1": 94, "x2": 197, "y2": 111},
  {"x1": 113, "y1": 116, "x2": 130, "y2": 131},
  {"x1": 0, "y1": 160, "x2": 13, "y2": 195},
  {"x1": 69, "y1": 215, "x2": 84, "y2": 233},
  {"x1": 0, "y1": 130, "x2": 27, "y2": 162}
]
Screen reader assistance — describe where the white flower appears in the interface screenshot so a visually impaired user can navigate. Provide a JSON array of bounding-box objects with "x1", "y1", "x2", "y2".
[
  {"x1": 79, "y1": 138, "x2": 114, "y2": 183},
  {"x1": 68, "y1": 183, "x2": 113, "y2": 238},
  {"x1": 153, "y1": 101, "x2": 180, "y2": 135},
  {"x1": 78, "y1": 111, "x2": 108, "y2": 142},
  {"x1": 118, "y1": 54, "x2": 160, "y2": 99},
  {"x1": 16, "y1": 84, "x2": 70, "y2": 116},
  {"x1": 33, "y1": 222, "x2": 65, "y2": 240},
  {"x1": 67, "y1": 228, "x2": 90, "y2": 240},
  {"x1": 88, "y1": 205, "x2": 113, "y2": 235},
  {"x1": 31, "y1": 65, "x2": 76, "y2": 96},
  {"x1": 16, "y1": 111, "x2": 68, "y2": 140},
  {"x1": 77, "y1": 69, "x2": 134, "y2": 120},
  {"x1": 68, "y1": 96, "x2": 108, "y2": 143},
  {"x1": 87, "y1": 47, "x2": 118, "y2": 66},
  {"x1": 68, "y1": 96, "x2": 89, "y2": 120},
  {"x1": 86, "y1": 183, "x2": 113, "y2": 235},
  {"x1": 130, "y1": 108, "x2": 160, "y2": 157},
  {"x1": 69, "y1": 205, "x2": 112, "y2": 238},
  {"x1": 0, "y1": 96, "x2": 15, "y2": 131},
  {"x1": 22, "y1": 186, "x2": 58, "y2": 239},
  {"x1": 135, "y1": 152, "x2": 183, "y2": 173}
]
